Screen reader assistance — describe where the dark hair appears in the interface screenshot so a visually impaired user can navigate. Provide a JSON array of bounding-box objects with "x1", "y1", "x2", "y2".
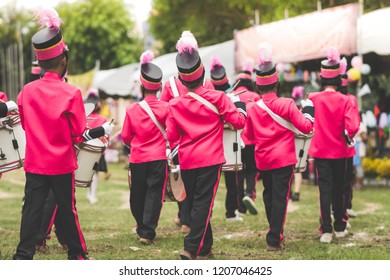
[
  {"x1": 320, "y1": 76, "x2": 341, "y2": 89},
  {"x1": 235, "y1": 79, "x2": 255, "y2": 92},
  {"x1": 256, "y1": 82, "x2": 279, "y2": 94},
  {"x1": 339, "y1": 86, "x2": 348, "y2": 94},
  {"x1": 38, "y1": 51, "x2": 67, "y2": 71},
  {"x1": 179, "y1": 70, "x2": 205, "y2": 90}
]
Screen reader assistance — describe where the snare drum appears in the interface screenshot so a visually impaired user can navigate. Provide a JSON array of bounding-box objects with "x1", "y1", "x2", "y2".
[
  {"x1": 165, "y1": 164, "x2": 186, "y2": 202},
  {"x1": 74, "y1": 137, "x2": 107, "y2": 187},
  {"x1": 222, "y1": 125, "x2": 242, "y2": 172},
  {"x1": 294, "y1": 131, "x2": 314, "y2": 173},
  {"x1": 0, "y1": 113, "x2": 26, "y2": 173}
]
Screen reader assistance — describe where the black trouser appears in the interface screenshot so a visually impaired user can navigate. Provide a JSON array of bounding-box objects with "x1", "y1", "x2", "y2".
[
  {"x1": 35, "y1": 190, "x2": 66, "y2": 247},
  {"x1": 224, "y1": 171, "x2": 240, "y2": 218},
  {"x1": 14, "y1": 172, "x2": 87, "y2": 260},
  {"x1": 344, "y1": 157, "x2": 354, "y2": 219},
  {"x1": 260, "y1": 165, "x2": 294, "y2": 247},
  {"x1": 130, "y1": 160, "x2": 167, "y2": 240},
  {"x1": 315, "y1": 158, "x2": 347, "y2": 233},
  {"x1": 237, "y1": 145, "x2": 259, "y2": 213},
  {"x1": 181, "y1": 164, "x2": 222, "y2": 256}
]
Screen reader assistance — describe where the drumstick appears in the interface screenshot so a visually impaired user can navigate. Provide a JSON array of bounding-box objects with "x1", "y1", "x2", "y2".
[
  {"x1": 233, "y1": 90, "x2": 246, "y2": 96},
  {"x1": 227, "y1": 80, "x2": 240, "y2": 94}
]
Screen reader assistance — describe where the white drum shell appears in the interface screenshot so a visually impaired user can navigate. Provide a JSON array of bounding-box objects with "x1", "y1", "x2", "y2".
[
  {"x1": 74, "y1": 138, "x2": 106, "y2": 187},
  {"x1": 0, "y1": 115, "x2": 26, "y2": 173},
  {"x1": 222, "y1": 127, "x2": 242, "y2": 172},
  {"x1": 165, "y1": 168, "x2": 186, "y2": 202},
  {"x1": 294, "y1": 132, "x2": 314, "y2": 173}
]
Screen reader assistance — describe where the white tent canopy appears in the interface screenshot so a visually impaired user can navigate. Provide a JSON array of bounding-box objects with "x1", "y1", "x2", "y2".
[
  {"x1": 358, "y1": 7, "x2": 390, "y2": 56},
  {"x1": 96, "y1": 40, "x2": 234, "y2": 98}
]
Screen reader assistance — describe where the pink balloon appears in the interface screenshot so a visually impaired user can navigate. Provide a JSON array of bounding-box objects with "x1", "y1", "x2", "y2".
[{"x1": 351, "y1": 56, "x2": 363, "y2": 69}]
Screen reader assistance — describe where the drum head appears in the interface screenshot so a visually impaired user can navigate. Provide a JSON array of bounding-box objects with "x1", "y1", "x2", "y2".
[
  {"x1": 84, "y1": 103, "x2": 95, "y2": 117},
  {"x1": 85, "y1": 138, "x2": 105, "y2": 147}
]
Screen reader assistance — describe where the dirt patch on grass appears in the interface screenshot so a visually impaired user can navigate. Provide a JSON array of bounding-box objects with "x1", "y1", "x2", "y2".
[
  {"x1": 358, "y1": 202, "x2": 381, "y2": 215},
  {"x1": 0, "y1": 191, "x2": 17, "y2": 199},
  {"x1": 287, "y1": 202, "x2": 299, "y2": 213}
]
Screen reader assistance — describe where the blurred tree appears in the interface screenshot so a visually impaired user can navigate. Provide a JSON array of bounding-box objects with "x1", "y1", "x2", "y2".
[
  {"x1": 57, "y1": 0, "x2": 143, "y2": 74},
  {"x1": 149, "y1": 0, "x2": 386, "y2": 54},
  {"x1": 0, "y1": 5, "x2": 36, "y2": 98}
]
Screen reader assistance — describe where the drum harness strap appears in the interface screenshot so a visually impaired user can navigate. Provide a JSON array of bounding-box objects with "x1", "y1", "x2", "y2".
[
  {"x1": 257, "y1": 99, "x2": 305, "y2": 135},
  {"x1": 257, "y1": 99, "x2": 313, "y2": 172},
  {"x1": 169, "y1": 76, "x2": 180, "y2": 98}
]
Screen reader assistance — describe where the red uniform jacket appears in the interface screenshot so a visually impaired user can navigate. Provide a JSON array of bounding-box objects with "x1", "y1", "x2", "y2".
[
  {"x1": 17, "y1": 72, "x2": 87, "y2": 175},
  {"x1": 87, "y1": 112, "x2": 107, "y2": 129},
  {"x1": 166, "y1": 86, "x2": 246, "y2": 170},
  {"x1": 122, "y1": 95, "x2": 168, "y2": 163},
  {"x1": 0, "y1": 91, "x2": 8, "y2": 102},
  {"x1": 232, "y1": 86, "x2": 260, "y2": 146},
  {"x1": 243, "y1": 92, "x2": 313, "y2": 171},
  {"x1": 159, "y1": 77, "x2": 214, "y2": 102},
  {"x1": 308, "y1": 90, "x2": 360, "y2": 159},
  {"x1": 346, "y1": 93, "x2": 360, "y2": 158}
]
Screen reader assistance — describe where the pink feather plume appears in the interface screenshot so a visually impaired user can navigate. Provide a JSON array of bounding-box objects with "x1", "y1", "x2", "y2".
[
  {"x1": 242, "y1": 58, "x2": 254, "y2": 72},
  {"x1": 292, "y1": 86, "x2": 304, "y2": 99},
  {"x1": 339, "y1": 57, "x2": 347, "y2": 75},
  {"x1": 140, "y1": 50, "x2": 154, "y2": 65},
  {"x1": 33, "y1": 7, "x2": 62, "y2": 30},
  {"x1": 326, "y1": 47, "x2": 340, "y2": 62},
  {"x1": 210, "y1": 56, "x2": 222, "y2": 71},
  {"x1": 176, "y1": 30, "x2": 198, "y2": 54},
  {"x1": 258, "y1": 43, "x2": 272, "y2": 65}
]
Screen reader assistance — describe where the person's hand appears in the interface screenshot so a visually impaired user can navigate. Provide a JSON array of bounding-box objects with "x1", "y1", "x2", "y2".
[
  {"x1": 300, "y1": 99, "x2": 313, "y2": 108},
  {"x1": 102, "y1": 121, "x2": 114, "y2": 135},
  {"x1": 226, "y1": 93, "x2": 240, "y2": 103},
  {"x1": 5, "y1": 101, "x2": 18, "y2": 112}
]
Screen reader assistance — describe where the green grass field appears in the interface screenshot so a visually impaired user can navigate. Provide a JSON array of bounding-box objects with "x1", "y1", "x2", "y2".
[{"x1": 1, "y1": 163, "x2": 390, "y2": 260}]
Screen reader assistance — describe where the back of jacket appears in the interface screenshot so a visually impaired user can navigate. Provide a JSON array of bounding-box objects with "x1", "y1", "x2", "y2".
[
  {"x1": 166, "y1": 86, "x2": 246, "y2": 170},
  {"x1": 17, "y1": 72, "x2": 86, "y2": 175},
  {"x1": 243, "y1": 92, "x2": 313, "y2": 170},
  {"x1": 308, "y1": 90, "x2": 359, "y2": 159}
]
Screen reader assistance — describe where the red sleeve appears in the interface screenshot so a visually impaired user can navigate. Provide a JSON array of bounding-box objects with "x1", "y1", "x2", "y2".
[
  {"x1": 159, "y1": 81, "x2": 172, "y2": 102},
  {"x1": 121, "y1": 106, "x2": 134, "y2": 148},
  {"x1": 68, "y1": 90, "x2": 87, "y2": 143},
  {"x1": 218, "y1": 93, "x2": 246, "y2": 130},
  {"x1": 166, "y1": 105, "x2": 181, "y2": 148},
  {"x1": 345, "y1": 98, "x2": 360, "y2": 138}
]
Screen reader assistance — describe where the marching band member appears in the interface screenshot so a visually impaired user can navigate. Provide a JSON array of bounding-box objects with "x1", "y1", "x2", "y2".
[
  {"x1": 242, "y1": 44, "x2": 314, "y2": 250},
  {"x1": 121, "y1": 50, "x2": 168, "y2": 245},
  {"x1": 232, "y1": 60, "x2": 261, "y2": 216},
  {"x1": 307, "y1": 48, "x2": 359, "y2": 244},
  {"x1": 84, "y1": 89, "x2": 109, "y2": 204},
  {"x1": 159, "y1": 31, "x2": 211, "y2": 234},
  {"x1": 30, "y1": 60, "x2": 42, "y2": 81},
  {"x1": 166, "y1": 31, "x2": 247, "y2": 260},
  {"x1": 209, "y1": 56, "x2": 242, "y2": 222},
  {"x1": 339, "y1": 58, "x2": 360, "y2": 225},
  {"x1": 13, "y1": 8, "x2": 113, "y2": 260}
]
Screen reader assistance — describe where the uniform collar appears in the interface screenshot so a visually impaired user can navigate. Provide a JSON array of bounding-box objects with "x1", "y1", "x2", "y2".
[
  {"x1": 42, "y1": 71, "x2": 63, "y2": 81},
  {"x1": 261, "y1": 92, "x2": 278, "y2": 100},
  {"x1": 143, "y1": 95, "x2": 158, "y2": 102}
]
